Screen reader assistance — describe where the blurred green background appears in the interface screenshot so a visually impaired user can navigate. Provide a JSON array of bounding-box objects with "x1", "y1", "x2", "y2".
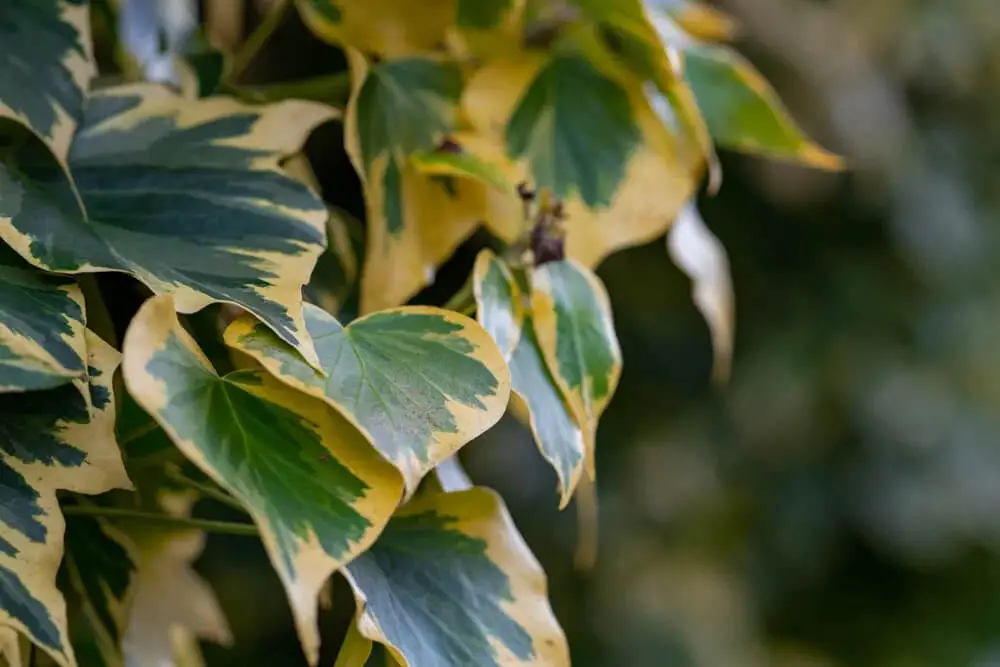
[{"x1": 109, "y1": 0, "x2": 1000, "y2": 665}]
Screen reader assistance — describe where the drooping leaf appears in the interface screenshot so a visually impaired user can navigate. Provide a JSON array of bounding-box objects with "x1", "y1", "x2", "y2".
[
  {"x1": 667, "y1": 200, "x2": 734, "y2": 384},
  {"x1": 682, "y1": 45, "x2": 842, "y2": 169},
  {"x1": 297, "y1": 0, "x2": 454, "y2": 57},
  {"x1": 120, "y1": 491, "x2": 232, "y2": 667},
  {"x1": 0, "y1": 84, "x2": 335, "y2": 367},
  {"x1": 60, "y1": 514, "x2": 137, "y2": 667},
  {"x1": 0, "y1": 243, "x2": 87, "y2": 393},
  {"x1": 122, "y1": 295, "x2": 404, "y2": 665},
  {"x1": 344, "y1": 53, "x2": 519, "y2": 312},
  {"x1": 472, "y1": 251, "x2": 585, "y2": 506},
  {"x1": 344, "y1": 487, "x2": 570, "y2": 667},
  {"x1": 0, "y1": 330, "x2": 132, "y2": 667},
  {"x1": 463, "y1": 58, "x2": 699, "y2": 268},
  {"x1": 472, "y1": 250, "x2": 524, "y2": 362},
  {"x1": 530, "y1": 260, "x2": 621, "y2": 475},
  {"x1": 225, "y1": 303, "x2": 511, "y2": 496},
  {"x1": 0, "y1": 0, "x2": 95, "y2": 161}
]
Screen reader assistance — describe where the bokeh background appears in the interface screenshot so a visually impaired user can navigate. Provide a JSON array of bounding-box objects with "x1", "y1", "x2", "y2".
[{"x1": 100, "y1": 0, "x2": 1000, "y2": 665}]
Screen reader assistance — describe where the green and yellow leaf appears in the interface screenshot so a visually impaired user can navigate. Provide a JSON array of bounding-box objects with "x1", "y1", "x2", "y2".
[
  {"x1": 0, "y1": 243, "x2": 87, "y2": 393},
  {"x1": 120, "y1": 492, "x2": 232, "y2": 667},
  {"x1": 530, "y1": 260, "x2": 621, "y2": 475},
  {"x1": 0, "y1": 84, "x2": 335, "y2": 367},
  {"x1": 682, "y1": 44, "x2": 842, "y2": 169},
  {"x1": 667, "y1": 200, "x2": 734, "y2": 384},
  {"x1": 225, "y1": 303, "x2": 511, "y2": 496},
  {"x1": 60, "y1": 514, "x2": 137, "y2": 667},
  {"x1": 473, "y1": 251, "x2": 585, "y2": 507},
  {"x1": 0, "y1": 0, "x2": 95, "y2": 161},
  {"x1": 344, "y1": 487, "x2": 570, "y2": 667},
  {"x1": 463, "y1": 53, "x2": 699, "y2": 268},
  {"x1": 649, "y1": 0, "x2": 738, "y2": 42},
  {"x1": 410, "y1": 148, "x2": 512, "y2": 194},
  {"x1": 0, "y1": 331, "x2": 132, "y2": 667},
  {"x1": 297, "y1": 0, "x2": 454, "y2": 57},
  {"x1": 121, "y1": 295, "x2": 404, "y2": 665},
  {"x1": 343, "y1": 51, "x2": 516, "y2": 311},
  {"x1": 304, "y1": 207, "x2": 362, "y2": 318}
]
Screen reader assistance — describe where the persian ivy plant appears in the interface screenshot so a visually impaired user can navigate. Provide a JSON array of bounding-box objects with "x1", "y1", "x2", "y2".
[{"x1": 0, "y1": 0, "x2": 841, "y2": 665}]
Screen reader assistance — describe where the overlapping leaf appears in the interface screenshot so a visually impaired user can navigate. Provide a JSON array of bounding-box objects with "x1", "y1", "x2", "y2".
[
  {"x1": 463, "y1": 54, "x2": 699, "y2": 268},
  {"x1": 122, "y1": 296, "x2": 404, "y2": 665},
  {"x1": 343, "y1": 487, "x2": 570, "y2": 667},
  {"x1": 297, "y1": 0, "x2": 454, "y2": 57},
  {"x1": 530, "y1": 260, "x2": 621, "y2": 475},
  {"x1": 0, "y1": 331, "x2": 132, "y2": 667},
  {"x1": 120, "y1": 491, "x2": 232, "y2": 667},
  {"x1": 0, "y1": 0, "x2": 95, "y2": 161},
  {"x1": 0, "y1": 243, "x2": 87, "y2": 393},
  {"x1": 0, "y1": 84, "x2": 334, "y2": 366},
  {"x1": 667, "y1": 200, "x2": 734, "y2": 384},
  {"x1": 343, "y1": 52, "x2": 518, "y2": 311},
  {"x1": 225, "y1": 303, "x2": 511, "y2": 495},
  {"x1": 473, "y1": 251, "x2": 585, "y2": 506},
  {"x1": 60, "y1": 514, "x2": 136, "y2": 667}
]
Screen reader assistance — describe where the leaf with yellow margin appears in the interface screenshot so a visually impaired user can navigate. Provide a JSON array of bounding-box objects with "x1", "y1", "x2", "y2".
[
  {"x1": 122, "y1": 295, "x2": 404, "y2": 666},
  {"x1": 0, "y1": 243, "x2": 87, "y2": 393},
  {"x1": 343, "y1": 486, "x2": 570, "y2": 667},
  {"x1": 649, "y1": 0, "x2": 739, "y2": 42},
  {"x1": 225, "y1": 303, "x2": 511, "y2": 497},
  {"x1": 667, "y1": 200, "x2": 734, "y2": 384},
  {"x1": 0, "y1": 330, "x2": 132, "y2": 667},
  {"x1": 463, "y1": 55, "x2": 699, "y2": 268},
  {"x1": 473, "y1": 250, "x2": 585, "y2": 506},
  {"x1": 0, "y1": 84, "x2": 336, "y2": 368},
  {"x1": 681, "y1": 43, "x2": 842, "y2": 169},
  {"x1": 296, "y1": 0, "x2": 454, "y2": 57},
  {"x1": 345, "y1": 51, "x2": 518, "y2": 311},
  {"x1": 530, "y1": 260, "x2": 621, "y2": 476},
  {"x1": 0, "y1": 0, "x2": 95, "y2": 162}
]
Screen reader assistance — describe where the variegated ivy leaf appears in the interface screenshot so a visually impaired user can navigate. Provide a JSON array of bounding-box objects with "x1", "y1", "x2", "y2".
[
  {"x1": 304, "y1": 207, "x2": 362, "y2": 318},
  {"x1": 60, "y1": 514, "x2": 137, "y2": 667},
  {"x1": 473, "y1": 251, "x2": 585, "y2": 507},
  {"x1": 0, "y1": 84, "x2": 335, "y2": 367},
  {"x1": 122, "y1": 295, "x2": 403, "y2": 666},
  {"x1": 120, "y1": 491, "x2": 232, "y2": 667},
  {"x1": 463, "y1": 57, "x2": 699, "y2": 269},
  {"x1": 0, "y1": 0, "x2": 95, "y2": 161},
  {"x1": 410, "y1": 148, "x2": 512, "y2": 194},
  {"x1": 0, "y1": 331, "x2": 132, "y2": 667},
  {"x1": 530, "y1": 260, "x2": 621, "y2": 476},
  {"x1": 343, "y1": 487, "x2": 570, "y2": 667},
  {"x1": 225, "y1": 303, "x2": 511, "y2": 496},
  {"x1": 344, "y1": 52, "x2": 519, "y2": 312},
  {"x1": 297, "y1": 0, "x2": 454, "y2": 57},
  {"x1": 681, "y1": 44, "x2": 842, "y2": 169},
  {"x1": 667, "y1": 200, "x2": 734, "y2": 384},
  {"x1": 647, "y1": 0, "x2": 738, "y2": 42},
  {"x1": 0, "y1": 243, "x2": 87, "y2": 393}
]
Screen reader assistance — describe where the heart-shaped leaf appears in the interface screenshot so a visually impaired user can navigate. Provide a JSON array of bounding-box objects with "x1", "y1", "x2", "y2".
[
  {"x1": 0, "y1": 244, "x2": 87, "y2": 393},
  {"x1": 530, "y1": 260, "x2": 621, "y2": 474},
  {"x1": 343, "y1": 487, "x2": 570, "y2": 667},
  {"x1": 0, "y1": 84, "x2": 335, "y2": 367},
  {"x1": 122, "y1": 296, "x2": 404, "y2": 665},
  {"x1": 225, "y1": 303, "x2": 511, "y2": 496},
  {"x1": 0, "y1": 331, "x2": 131, "y2": 667}
]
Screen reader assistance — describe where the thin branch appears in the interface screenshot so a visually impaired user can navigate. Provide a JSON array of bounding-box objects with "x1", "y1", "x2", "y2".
[
  {"x1": 225, "y1": 0, "x2": 291, "y2": 84},
  {"x1": 165, "y1": 467, "x2": 247, "y2": 513},
  {"x1": 61, "y1": 506, "x2": 259, "y2": 537}
]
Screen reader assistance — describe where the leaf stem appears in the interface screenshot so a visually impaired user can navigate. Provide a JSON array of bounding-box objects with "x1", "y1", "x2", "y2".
[
  {"x1": 225, "y1": 0, "x2": 291, "y2": 84},
  {"x1": 61, "y1": 506, "x2": 259, "y2": 536},
  {"x1": 165, "y1": 466, "x2": 247, "y2": 513},
  {"x1": 220, "y1": 71, "x2": 352, "y2": 107}
]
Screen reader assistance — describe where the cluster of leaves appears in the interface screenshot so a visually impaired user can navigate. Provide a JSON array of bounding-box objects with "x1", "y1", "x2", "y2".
[{"x1": 0, "y1": 0, "x2": 839, "y2": 665}]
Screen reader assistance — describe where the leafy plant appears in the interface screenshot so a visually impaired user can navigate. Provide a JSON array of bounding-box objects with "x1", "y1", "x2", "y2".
[{"x1": 0, "y1": 1, "x2": 840, "y2": 665}]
